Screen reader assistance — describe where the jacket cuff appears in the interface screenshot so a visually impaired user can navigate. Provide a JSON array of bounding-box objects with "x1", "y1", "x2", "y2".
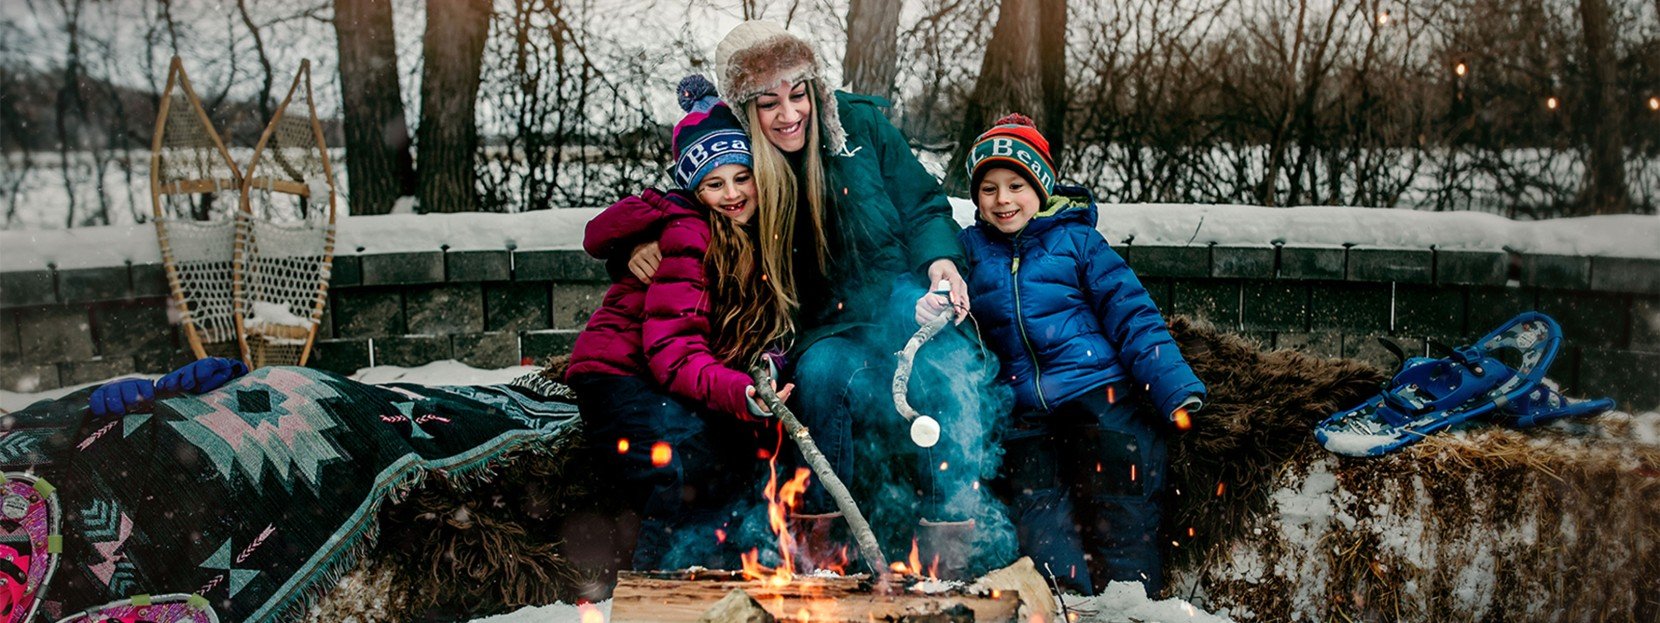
[{"x1": 1155, "y1": 375, "x2": 1207, "y2": 421}]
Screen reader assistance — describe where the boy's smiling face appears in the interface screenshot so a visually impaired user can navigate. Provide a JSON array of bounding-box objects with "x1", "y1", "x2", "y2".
[{"x1": 976, "y1": 167, "x2": 1042, "y2": 234}]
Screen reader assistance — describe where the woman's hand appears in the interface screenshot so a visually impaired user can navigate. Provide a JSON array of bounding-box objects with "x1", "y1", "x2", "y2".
[
  {"x1": 926, "y1": 259, "x2": 970, "y2": 324},
  {"x1": 629, "y1": 241, "x2": 662, "y2": 283}
]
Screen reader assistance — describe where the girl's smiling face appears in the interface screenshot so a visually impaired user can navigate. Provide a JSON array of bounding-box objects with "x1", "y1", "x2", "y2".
[
  {"x1": 753, "y1": 81, "x2": 813, "y2": 153},
  {"x1": 976, "y1": 167, "x2": 1041, "y2": 234},
  {"x1": 697, "y1": 163, "x2": 759, "y2": 225}
]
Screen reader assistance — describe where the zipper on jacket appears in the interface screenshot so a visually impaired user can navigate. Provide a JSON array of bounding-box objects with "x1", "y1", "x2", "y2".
[{"x1": 1009, "y1": 240, "x2": 1050, "y2": 411}]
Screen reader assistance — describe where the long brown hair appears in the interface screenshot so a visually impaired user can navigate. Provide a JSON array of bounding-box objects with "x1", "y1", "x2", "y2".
[
  {"x1": 742, "y1": 80, "x2": 833, "y2": 311},
  {"x1": 705, "y1": 204, "x2": 794, "y2": 367}
]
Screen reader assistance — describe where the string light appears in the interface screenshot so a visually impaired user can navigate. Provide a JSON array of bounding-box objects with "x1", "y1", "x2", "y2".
[
  {"x1": 1546, "y1": 96, "x2": 1558, "y2": 110},
  {"x1": 1376, "y1": 10, "x2": 1390, "y2": 25},
  {"x1": 1454, "y1": 62, "x2": 1467, "y2": 77},
  {"x1": 1649, "y1": 97, "x2": 1659, "y2": 111}
]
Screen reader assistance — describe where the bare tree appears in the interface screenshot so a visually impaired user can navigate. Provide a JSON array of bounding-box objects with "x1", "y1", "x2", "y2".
[
  {"x1": 945, "y1": 0, "x2": 1047, "y2": 192},
  {"x1": 334, "y1": 0, "x2": 417, "y2": 215},
  {"x1": 417, "y1": 0, "x2": 493, "y2": 213},
  {"x1": 844, "y1": 0, "x2": 902, "y2": 101},
  {"x1": 1577, "y1": 0, "x2": 1630, "y2": 214}
]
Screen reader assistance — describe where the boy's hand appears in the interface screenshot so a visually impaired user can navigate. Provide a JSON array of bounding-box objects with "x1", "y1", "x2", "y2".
[
  {"x1": 1172, "y1": 394, "x2": 1203, "y2": 431},
  {"x1": 914, "y1": 292, "x2": 952, "y2": 327},
  {"x1": 926, "y1": 259, "x2": 970, "y2": 324}
]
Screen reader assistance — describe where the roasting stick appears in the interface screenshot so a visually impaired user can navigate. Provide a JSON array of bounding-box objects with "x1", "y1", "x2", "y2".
[
  {"x1": 749, "y1": 367, "x2": 891, "y2": 581},
  {"x1": 892, "y1": 310, "x2": 951, "y2": 447}
]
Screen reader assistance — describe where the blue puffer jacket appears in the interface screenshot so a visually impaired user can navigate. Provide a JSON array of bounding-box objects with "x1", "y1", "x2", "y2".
[{"x1": 960, "y1": 185, "x2": 1205, "y2": 418}]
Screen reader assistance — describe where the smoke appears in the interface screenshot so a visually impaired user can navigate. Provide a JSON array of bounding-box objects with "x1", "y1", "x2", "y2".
[{"x1": 649, "y1": 311, "x2": 1020, "y2": 578}]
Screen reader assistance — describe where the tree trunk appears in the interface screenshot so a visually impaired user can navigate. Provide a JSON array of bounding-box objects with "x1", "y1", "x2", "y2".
[
  {"x1": 417, "y1": 0, "x2": 492, "y2": 214},
  {"x1": 843, "y1": 0, "x2": 902, "y2": 102},
  {"x1": 945, "y1": 0, "x2": 1046, "y2": 194},
  {"x1": 1037, "y1": 0, "x2": 1067, "y2": 161},
  {"x1": 1577, "y1": 0, "x2": 1628, "y2": 215},
  {"x1": 333, "y1": 0, "x2": 416, "y2": 216}
]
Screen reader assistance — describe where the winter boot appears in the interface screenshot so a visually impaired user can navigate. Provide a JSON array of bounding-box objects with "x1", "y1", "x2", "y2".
[
  {"x1": 789, "y1": 511, "x2": 854, "y2": 574},
  {"x1": 915, "y1": 518, "x2": 976, "y2": 580}
]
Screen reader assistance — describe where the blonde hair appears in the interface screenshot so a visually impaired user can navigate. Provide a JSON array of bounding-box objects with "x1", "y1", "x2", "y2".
[
  {"x1": 742, "y1": 80, "x2": 833, "y2": 311},
  {"x1": 705, "y1": 212, "x2": 793, "y2": 366}
]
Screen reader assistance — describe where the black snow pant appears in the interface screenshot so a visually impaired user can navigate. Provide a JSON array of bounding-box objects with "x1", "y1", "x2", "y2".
[
  {"x1": 568, "y1": 372, "x2": 767, "y2": 572},
  {"x1": 996, "y1": 381, "x2": 1169, "y2": 596}
]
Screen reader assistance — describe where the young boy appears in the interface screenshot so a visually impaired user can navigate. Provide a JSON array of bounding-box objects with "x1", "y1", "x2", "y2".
[{"x1": 917, "y1": 114, "x2": 1205, "y2": 595}]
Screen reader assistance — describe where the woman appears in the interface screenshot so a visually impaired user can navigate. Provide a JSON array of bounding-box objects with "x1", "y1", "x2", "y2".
[{"x1": 706, "y1": 21, "x2": 1010, "y2": 573}]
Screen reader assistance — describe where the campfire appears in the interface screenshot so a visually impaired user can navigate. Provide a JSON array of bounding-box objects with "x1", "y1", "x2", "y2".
[{"x1": 610, "y1": 462, "x2": 1055, "y2": 622}]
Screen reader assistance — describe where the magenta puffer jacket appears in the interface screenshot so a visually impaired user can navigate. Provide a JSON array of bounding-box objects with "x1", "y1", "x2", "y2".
[{"x1": 565, "y1": 189, "x2": 752, "y2": 417}]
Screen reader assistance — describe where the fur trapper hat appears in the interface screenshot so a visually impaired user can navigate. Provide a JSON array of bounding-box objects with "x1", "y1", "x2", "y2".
[{"x1": 713, "y1": 20, "x2": 847, "y2": 154}]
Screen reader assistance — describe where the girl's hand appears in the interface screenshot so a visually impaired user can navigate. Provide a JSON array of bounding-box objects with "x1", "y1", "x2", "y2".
[
  {"x1": 915, "y1": 292, "x2": 951, "y2": 327},
  {"x1": 746, "y1": 381, "x2": 796, "y2": 417},
  {"x1": 926, "y1": 259, "x2": 970, "y2": 324},
  {"x1": 629, "y1": 241, "x2": 662, "y2": 283}
]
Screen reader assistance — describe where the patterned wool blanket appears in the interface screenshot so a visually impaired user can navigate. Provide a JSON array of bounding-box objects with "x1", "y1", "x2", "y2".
[{"x1": 0, "y1": 366, "x2": 579, "y2": 622}]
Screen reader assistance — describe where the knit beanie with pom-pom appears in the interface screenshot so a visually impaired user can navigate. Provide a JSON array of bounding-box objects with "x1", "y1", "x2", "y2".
[
  {"x1": 671, "y1": 74, "x2": 752, "y2": 190},
  {"x1": 967, "y1": 113, "x2": 1056, "y2": 204}
]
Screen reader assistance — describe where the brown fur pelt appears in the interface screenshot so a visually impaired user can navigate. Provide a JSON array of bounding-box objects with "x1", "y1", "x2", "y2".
[
  {"x1": 363, "y1": 372, "x2": 601, "y2": 620},
  {"x1": 1161, "y1": 315, "x2": 1388, "y2": 570}
]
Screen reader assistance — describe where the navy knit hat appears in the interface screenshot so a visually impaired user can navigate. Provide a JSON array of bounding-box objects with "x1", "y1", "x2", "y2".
[{"x1": 672, "y1": 74, "x2": 752, "y2": 190}]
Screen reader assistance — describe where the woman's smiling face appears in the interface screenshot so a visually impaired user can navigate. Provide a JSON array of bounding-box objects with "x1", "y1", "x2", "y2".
[{"x1": 753, "y1": 80, "x2": 813, "y2": 153}]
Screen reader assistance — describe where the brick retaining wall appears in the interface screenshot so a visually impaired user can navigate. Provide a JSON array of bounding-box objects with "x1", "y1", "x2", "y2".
[{"x1": 3, "y1": 243, "x2": 1657, "y2": 409}]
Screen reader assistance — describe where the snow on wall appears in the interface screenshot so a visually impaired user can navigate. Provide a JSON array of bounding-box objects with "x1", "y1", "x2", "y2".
[{"x1": 4, "y1": 203, "x2": 1656, "y2": 273}]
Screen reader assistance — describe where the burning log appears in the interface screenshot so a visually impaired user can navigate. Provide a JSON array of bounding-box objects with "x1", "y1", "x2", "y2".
[
  {"x1": 751, "y1": 367, "x2": 890, "y2": 576},
  {"x1": 610, "y1": 567, "x2": 1030, "y2": 622},
  {"x1": 891, "y1": 311, "x2": 951, "y2": 448}
]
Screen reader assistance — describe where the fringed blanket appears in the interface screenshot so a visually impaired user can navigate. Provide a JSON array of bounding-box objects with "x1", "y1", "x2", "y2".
[{"x1": 0, "y1": 366, "x2": 579, "y2": 622}]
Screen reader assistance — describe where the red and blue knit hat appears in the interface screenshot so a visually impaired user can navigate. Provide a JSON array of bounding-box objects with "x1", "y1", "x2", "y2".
[
  {"x1": 967, "y1": 113, "x2": 1056, "y2": 204},
  {"x1": 672, "y1": 74, "x2": 752, "y2": 190}
]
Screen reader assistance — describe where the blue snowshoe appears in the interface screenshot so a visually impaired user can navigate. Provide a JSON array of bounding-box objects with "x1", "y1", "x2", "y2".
[
  {"x1": 1494, "y1": 383, "x2": 1616, "y2": 429},
  {"x1": 1315, "y1": 312, "x2": 1562, "y2": 457}
]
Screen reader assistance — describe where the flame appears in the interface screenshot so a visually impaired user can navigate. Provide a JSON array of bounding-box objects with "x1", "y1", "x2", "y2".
[
  {"x1": 928, "y1": 554, "x2": 940, "y2": 579},
  {"x1": 742, "y1": 446, "x2": 813, "y2": 586},
  {"x1": 650, "y1": 441, "x2": 672, "y2": 467},
  {"x1": 908, "y1": 538, "x2": 923, "y2": 576},
  {"x1": 577, "y1": 602, "x2": 604, "y2": 623},
  {"x1": 615, "y1": 438, "x2": 629, "y2": 454}
]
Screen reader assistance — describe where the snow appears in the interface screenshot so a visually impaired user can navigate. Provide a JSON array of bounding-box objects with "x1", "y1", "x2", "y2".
[
  {"x1": 245, "y1": 301, "x2": 314, "y2": 329},
  {"x1": 5, "y1": 201, "x2": 1656, "y2": 274}
]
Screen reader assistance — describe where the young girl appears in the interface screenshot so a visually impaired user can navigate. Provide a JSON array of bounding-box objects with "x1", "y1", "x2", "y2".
[
  {"x1": 924, "y1": 114, "x2": 1206, "y2": 595},
  {"x1": 565, "y1": 75, "x2": 793, "y2": 572}
]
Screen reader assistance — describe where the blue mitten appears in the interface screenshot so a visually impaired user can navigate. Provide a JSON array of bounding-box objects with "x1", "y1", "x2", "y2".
[
  {"x1": 157, "y1": 357, "x2": 249, "y2": 396},
  {"x1": 89, "y1": 378, "x2": 156, "y2": 418}
]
